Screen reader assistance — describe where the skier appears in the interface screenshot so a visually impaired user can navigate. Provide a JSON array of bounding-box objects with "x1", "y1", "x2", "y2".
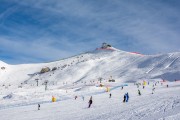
[
  {"x1": 121, "y1": 86, "x2": 123, "y2": 90},
  {"x1": 38, "y1": 104, "x2": 40, "y2": 110},
  {"x1": 167, "y1": 84, "x2": 169, "y2": 88},
  {"x1": 143, "y1": 86, "x2": 145, "y2": 89},
  {"x1": 82, "y1": 96, "x2": 85, "y2": 101},
  {"x1": 138, "y1": 89, "x2": 141, "y2": 96},
  {"x1": 126, "y1": 93, "x2": 129, "y2": 102},
  {"x1": 88, "y1": 96, "x2": 93, "y2": 108},
  {"x1": 75, "y1": 96, "x2": 77, "y2": 100},
  {"x1": 152, "y1": 87, "x2": 155, "y2": 94},
  {"x1": 123, "y1": 94, "x2": 126, "y2": 103}
]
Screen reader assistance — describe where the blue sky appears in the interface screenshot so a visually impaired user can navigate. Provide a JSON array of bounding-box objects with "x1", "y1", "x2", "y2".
[{"x1": 0, "y1": 0, "x2": 180, "y2": 64}]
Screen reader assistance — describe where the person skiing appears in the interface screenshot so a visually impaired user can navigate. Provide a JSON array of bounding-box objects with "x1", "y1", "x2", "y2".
[
  {"x1": 88, "y1": 96, "x2": 93, "y2": 108},
  {"x1": 167, "y1": 84, "x2": 169, "y2": 88},
  {"x1": 126, "y1": 92, "x2": 129, "y2": 102},
  {"x1": 75, "y1": 96, "x2": 77, "y2": 100},
  {"x1": 123, "y1": 94, "x2": 126, "y2": 103},
  {"x1": 82, "y1": 96, "x2": 85, "y2": 101},
  {"x1": 152, "y1": 87, "x2": 155, "y2": 94},
  {"x1": 38, "y1": 104, "x2": 40, "y2": 110},
  {"x1": 109, "y1": 93, "x2": 112, "y2": 98},
  {"x1": 143, "y1": 86, "x2": 145, "y2": 89},
  {"x1": 121, "y1": 86, "x2": 123, "y2": 90},
  {"x1": 138, "y1": 89, "x2": 141, "y2": 96}
]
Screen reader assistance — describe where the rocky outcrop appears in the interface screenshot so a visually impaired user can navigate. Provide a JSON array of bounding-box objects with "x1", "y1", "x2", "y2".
[{"x1": 40, "y1": 67, "x2": 50, "y2": 73}]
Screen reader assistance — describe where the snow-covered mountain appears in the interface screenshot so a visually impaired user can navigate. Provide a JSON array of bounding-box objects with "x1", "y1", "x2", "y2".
[
  {"x1": 0, "y1": 44, "x2": 180, "y2": 120},
  {"x1": 0, "y1": 45, "x2": 179, "y2": 86}
]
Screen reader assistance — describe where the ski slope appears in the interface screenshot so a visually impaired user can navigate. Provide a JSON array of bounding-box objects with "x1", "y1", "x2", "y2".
[
  {"x1": 0, "y1": 46, "x2": 180, "y2": 120},
  {"x1": 0, "y1": 82, "x2": 180, "y2": 120}
]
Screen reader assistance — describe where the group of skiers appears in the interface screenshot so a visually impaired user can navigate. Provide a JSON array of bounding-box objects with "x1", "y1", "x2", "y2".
[
  {"x1": 37, "y1": 96, "x2": 93, "y2": 110},
  {"x1": 37, "y1": 80, "x2": 172, "y2": 110},
  {"x1": 123, "y1": 92, "x2": 129, "y2": 102}
]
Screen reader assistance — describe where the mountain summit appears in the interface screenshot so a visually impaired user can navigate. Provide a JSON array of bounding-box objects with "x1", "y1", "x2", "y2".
[{"x1": 95, "y1": 43, "x2": 120, "y2": 51}]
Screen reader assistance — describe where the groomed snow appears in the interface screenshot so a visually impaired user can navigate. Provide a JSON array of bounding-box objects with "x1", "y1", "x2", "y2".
[{"x1": 0, "y1": 81, "x2": 180, "y2": 120}]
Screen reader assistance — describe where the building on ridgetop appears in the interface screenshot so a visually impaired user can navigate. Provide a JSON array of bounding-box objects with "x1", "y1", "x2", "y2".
[{"x1": 101, "y1": 43, "x2": 112, "y2": 49}]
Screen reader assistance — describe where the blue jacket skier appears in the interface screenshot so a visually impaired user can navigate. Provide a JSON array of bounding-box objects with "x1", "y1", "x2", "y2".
[{"x1": 126, "y1": 93, "x2": 129, "y2": 102}]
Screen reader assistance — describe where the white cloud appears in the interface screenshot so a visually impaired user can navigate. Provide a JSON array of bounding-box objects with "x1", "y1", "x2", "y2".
[{"x1": 0, "y1": 0, "x2": 180, "y2": 63}]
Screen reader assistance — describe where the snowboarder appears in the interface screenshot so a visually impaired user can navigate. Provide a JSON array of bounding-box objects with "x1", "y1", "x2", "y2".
[
  {"x1": 109, "y1": 93, "x2": 112, "y2": 98},
  {"x1": 126, "y1": 93, "x2": 129, "y2": 102},
  {"x1": 138, "y1": 89, "x2": 141, "y2": 96},
  {"x1": 38, "y1": 104, "x2": 40, "y2": 110},
  {"x1": 88, "y1": 96, "x2": 93, "y2": 108},
  {"x1": 123, "y1": 94, "x2": 126, "y2": 103}
]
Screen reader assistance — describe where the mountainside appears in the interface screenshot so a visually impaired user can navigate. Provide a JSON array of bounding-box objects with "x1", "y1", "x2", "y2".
[
  {"x1": 0, "y1": 47, "x2": 180, "y2": 86},
  {"x1": 0, "y1": 46, "x2": 180, "y2": 120}
]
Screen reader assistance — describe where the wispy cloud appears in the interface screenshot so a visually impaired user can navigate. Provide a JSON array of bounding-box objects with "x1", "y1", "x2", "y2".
[{"x1": 0, "y1": 0, "x2": 180, "y2": 64}]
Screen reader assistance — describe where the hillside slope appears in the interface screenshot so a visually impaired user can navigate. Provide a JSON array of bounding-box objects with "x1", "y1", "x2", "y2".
[
  {"x1": 0, "y1": 47, "x2": 179, "y2": 86},
  {"x1": 0, "y1": 47, "x2": 180, "y2": 120}
]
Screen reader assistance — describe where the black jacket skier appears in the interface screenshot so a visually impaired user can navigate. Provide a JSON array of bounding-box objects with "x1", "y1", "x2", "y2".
[
  {"x1": 88, "y1": 99, "x2": 93, "y2": 108},
  {"x1": 109, "y1": 93, "x2": 112, "y2": 98},
  {"x1": 138, "y1": 89, "x2": 141, "y2": 96},
  {"x1": 123, "y1": 94, "x2": 126, "y2": 102},
  {"x1": 38, "y1": 104, "x2": 40, "y2": 110}
]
